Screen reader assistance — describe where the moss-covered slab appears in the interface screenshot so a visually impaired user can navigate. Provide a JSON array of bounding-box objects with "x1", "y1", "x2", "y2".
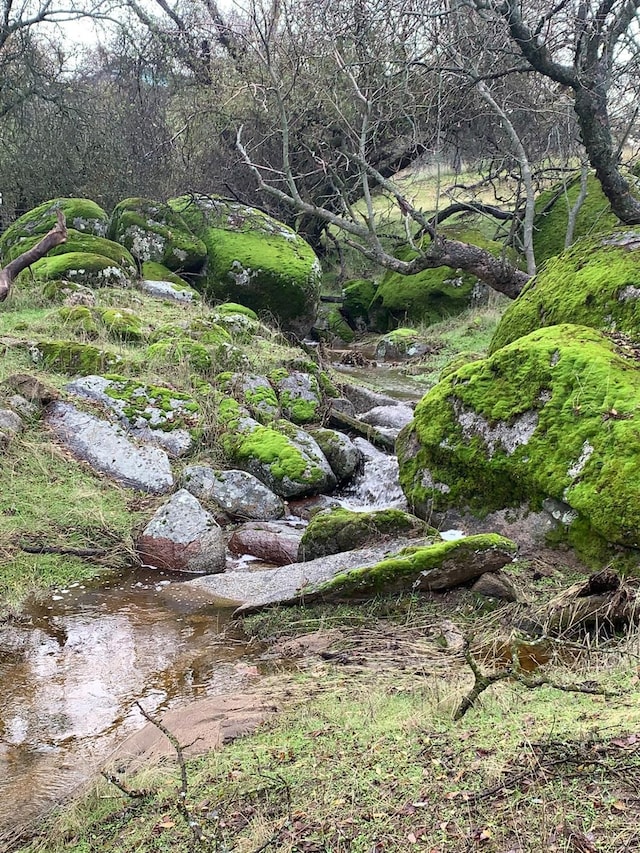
[
  {"x1": 17, "y1": 252, "x2": 132, "y2": 290},
  {"x1": 298, "y1": 507, "x2": 427, "y2": 561},
  {"x1": 490, "y1": 228, "x2": 640, "y2": 353},
  {"x1": 218, "y1": 372, "x2": 280, "y2": 423},
  {"x1": 98, "y1": 307, "x2": 144, "y2": 342},
  {"x1": 220, "y1": 405, "x2": 336, "y2": 498},
  {"x1": 0, "y1": 198, "x2": 109, "y2": 260},
  {"x1": 532, "y1": 172, "x2": 620, "y2": 267},
  {"x1": 398, "y1": 323, "x2": 640, "y2": 554},
  {"x1": 57, "y1": 305, "x2": 99, "y2": 337},
  {"x1": 32, "y1": 340, "x2": 124, "y2": 375},
  {"x1": 178, "y1": 533, "x2": 516, "y2": 613},
  {"x1": 371, "y1": 226, "x2": 506, "y2": 327},
  {"x1": 109, "y1": 198, "x2": 207, "y2": 272},
  {"x1": 169, "y1": 194, "x2": 321, "y2": 336}
]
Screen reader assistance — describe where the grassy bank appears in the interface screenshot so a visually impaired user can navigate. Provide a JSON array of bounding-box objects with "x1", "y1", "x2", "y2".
[{"x1": 15, "y1": 577, "x2": 640, "y2": 853}]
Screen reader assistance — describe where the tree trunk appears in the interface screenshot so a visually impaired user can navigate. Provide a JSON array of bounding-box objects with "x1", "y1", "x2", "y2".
[{"x1": 0, "y1": 210, "x2": 68, "y2": 302}]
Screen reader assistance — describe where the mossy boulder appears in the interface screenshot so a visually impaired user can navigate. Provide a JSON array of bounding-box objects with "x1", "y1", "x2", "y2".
[
  {"x1": 298, "y1": 507, "x2": 426, "y2": 561},
  {"x1": 270, "y1": 369, "x2": 322, "y2": 424},
  {"x1": 140, "y1": 262, "x2": 201, "y2": 303},
  {"x1": 307, "y1": 427, "x2": 362, "y2": 483},
  {"x1": 375, "y1": 328, "x2": 435, "y2": 361},
  {"x1": 98, "y1": 308, "x2": 144, "y2": 342},
  {"x1": 219, "y1": 402, "x2": 336, "y2": 498},
  {"x1": 397, "y1": 324, "x2": 640, "y2": 556},
  {"x1": 169, "y1": 194, "x2": 321, "y2": 335},
  {"x1": 308, "y1": 534, "x2": 518, "y2": 599},
  {"x1": 490, "y1": 228, "x2": 640, "y2": 353},
  {"x1": 371, "y1": 226, "x2": 504, "y2": 327},
  {"x1": 219, "y1": 372, "x2": 280, "y2": 423},
  {"x1": 2, "y1": 229, "x2": 137, "y2": 276},
  {"x1": 532, "y1": 172, "x2": 620, "y2": 267},
  {"x1": 33, "y1": 341, "x2": 123, "y2": 375},
  {"x1": 0, "y1": 198, "x2": 109, "y2": 260},
  {"x1": 17, "y1": 252, "x2": 132, "y2": 289},
  {"x1": 57, "y1": 306, "x2": 99, "y2": 337},
  {"x1": 109, "y1": 198, "x2": 207, "y2": 272},
  {"x1": 147, "y1": 337, "x2": 213, "y2": 374}
]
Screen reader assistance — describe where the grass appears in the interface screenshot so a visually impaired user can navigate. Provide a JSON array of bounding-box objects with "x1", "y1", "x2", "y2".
[{"x1": 16, "y1": 585, "x2": 640, "y2": 853}]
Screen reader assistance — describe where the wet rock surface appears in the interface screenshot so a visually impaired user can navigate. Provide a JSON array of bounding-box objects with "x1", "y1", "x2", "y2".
[
  {"x1": 228, "y1": 520, "x2": 305, "y2": 566},
  {"x1": 46, "y1": 401, "x2": 174, "y2": 494},
  {"x1": 136, "y1": 489, "x2": 225, "y2": 574},
  {"x1": 182, "y1": 465, "x2": 285, "y2": 520},
  {"x1": 308, "y1": 427, "x2": 363, "y2": 484}
]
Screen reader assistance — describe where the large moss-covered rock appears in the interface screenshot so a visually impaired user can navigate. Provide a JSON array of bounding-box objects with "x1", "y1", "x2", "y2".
[
  {"x1": 0, "y1": 198, "x2": 109, "y2": 260},
  {"x1": 298, "y1": 507, "x2": 426, "y2": 560},
  {"x1": 532, "y1": 172, "x2": 619, "y2": 267},
  {"x1": 32, "y1": 341, "x2": 123, "y2": 375},
  {"x1": 342, "y1": 278, "x2": 376, "y2": 331},
  {"x1": 398, "y1": 324, "x2": 640, "y2": 554},
  {"x1": 169, "y1": 194, "x2": 321, "y2": 335},
  {"x1": 219, "y1": 399, "x2": 336, "y2": 498},
  {"x1": 2, "y1": 229, "x2": 137, "y2": 276},
  {"x1": 490, "y1": 229, "x2": 640, "y2": 353},
  {"x1": 17, "y1": 252, "x2": 132, "y2": 289},
  {"x1": 109, "y1": 198, "x2": 207, "y2": 273},
  {"x1": 371, "y1": 226, "x2": 503, "y2": 327}
]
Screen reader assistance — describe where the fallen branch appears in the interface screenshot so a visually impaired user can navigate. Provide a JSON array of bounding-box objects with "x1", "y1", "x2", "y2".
[
  {"x1": 454, "y1": 636, "x2": 616, "y2": 721},
  {"x1": 0, "y1": 210, "x2": 67, "y2": 302},
  {"x1": 100, "y1": 771, "x2": 149, "y2": 799},
  {"x1": 135, "y1": 702, "x2": 208, "y2": 847},
  {"x1": 542, "y1": 569, "x2": 639, "y2": 634},
  {"x1": 327, "y1": 407, "x2": 395, "y2": 450}
]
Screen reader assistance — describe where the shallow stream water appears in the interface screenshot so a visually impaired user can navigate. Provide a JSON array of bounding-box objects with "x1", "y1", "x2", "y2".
[{"x1": 0, "y1": 359, "x2": 419, "y2": 846}]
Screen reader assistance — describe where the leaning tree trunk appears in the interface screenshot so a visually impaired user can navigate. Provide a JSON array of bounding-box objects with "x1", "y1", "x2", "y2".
[{"x1": 0, "y1": 210, "x2": 67, "y2": 302}]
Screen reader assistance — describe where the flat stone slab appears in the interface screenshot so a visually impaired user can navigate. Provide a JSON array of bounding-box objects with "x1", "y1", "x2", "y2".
[
  {"x1": 169, "y1": 534, "x2": 517, "y2": 614},
  {"x1": 46, "y1": 401, "x2": 174, "y2": 494},
  {"x1": 140, "y1": 278, "x2": 199, "y2": 303}
]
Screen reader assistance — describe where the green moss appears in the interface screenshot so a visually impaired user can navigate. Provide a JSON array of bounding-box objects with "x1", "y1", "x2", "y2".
[
  {"x1": 532, "y1": 173, "x2": 620, "y2": 266},
  {"x1": 189, "y1": 319, "x2": 232, "y2": 345},
  {"x1": 169, "y1": 194, "x2": 321, "y2": 333},
  {"x1": 109, "y1": 198, "x2": 207, "y2": 272},
  {"x1": 373, "y1": 226, "x2": 510, "y2": 326},
  {"x1": 57, "y1": 306, "x2": 99, "y2": 337},
  {"x1": 146, "y1": 338, "x2": 212, "y2": 373},
  {"x1": 310, "y1": 534, "x2": 517, "y2": 596},
  {"x1": 0, "y1": 198, "x2": 109, "y2": 259},
  {"x1": 490, "y1": 228, "x2": 640, "y2": 353},
  {"x1": 398, "y1": 324, "x2": 640, "y2": 551},
  {"x1": 216, "y1": 302, "x2": 259, "y2": 320},
  {"x1": 299, "y1": 507, "x2": 427, "y2": 560},
  {"x1": 18, "y1": 252, "x2": 131, "y2": 289},
  {"x1": 99, "y1": 308, "x2": 143, "y2": 342},
  {"x1": 141, "y1": 261, "x2": 193, "y2": 287},
  {"x1": 342, "y1": 278, "x2": 376, "y2": 328},
  {"x1": 35, "y1": 340, "x2": 123, "y2": 375},
  {"x1": 327, "y1": 308, "x2": 355, "y2": 342},
  {"x1": 102, "y1": 375, "x2": 199, "y2": 432},
  {"x1": 439, "y1": 351, "x2": 484, "y2": 380}
]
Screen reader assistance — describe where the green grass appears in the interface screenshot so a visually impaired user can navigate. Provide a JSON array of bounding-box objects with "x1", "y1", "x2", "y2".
[{"x1": 17, "y1": 607, "x2": 640, "y2": 853}]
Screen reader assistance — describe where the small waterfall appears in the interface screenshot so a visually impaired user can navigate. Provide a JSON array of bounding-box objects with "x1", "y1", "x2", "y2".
[{"x1": 338, "y1": 438, "x2": 407, "y2": 510}]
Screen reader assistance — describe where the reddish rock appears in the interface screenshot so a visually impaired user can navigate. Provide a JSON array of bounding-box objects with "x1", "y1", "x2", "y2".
[{"x1": 228, "y1": 520, "x2": 305, "y2": 566}]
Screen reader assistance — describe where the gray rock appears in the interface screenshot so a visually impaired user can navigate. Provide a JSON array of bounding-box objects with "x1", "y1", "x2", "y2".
[
  {"x1": 8, "y1": 394, "x2": 38, "y2": 419},
  {"x1": 308, "y1": 428, "x2": 363, "y2": 484},
  {"x1": 140, "y1": 279, "x2": 199, "y2": 303},
  {"x1": 46, "y1": 401, "x2": 174, "y2": 494},
  {"x1": 273, "y1": 371, "x2": 322, "y2": 424},
  {"x1": 181, "y1": 466, "x2": 285, "y2": 520},
  {"x1": 0, "y1": 408, "x2": 24, "y2": 437},
  {"x1": 66, "y1": 375, "x2": 196, "y2": 457},
  {"x1": 136, "y1": 489, "x2": 225, "y2": 574},
  {"x1": 327, "y1": 397, "x2": 356, "y2": 418},
  {"x1": 175, "y1": 537, "x2": 426, "y2": 611},
  {"x1": 230, "y1": 373, "x2": 279, "y2": 421},
  {"x1": 472, "y1": 570, "x2": 520, "y2": 602},
  {"x1": 359, "y1": 404, "x2": 414, "y2": 432}
]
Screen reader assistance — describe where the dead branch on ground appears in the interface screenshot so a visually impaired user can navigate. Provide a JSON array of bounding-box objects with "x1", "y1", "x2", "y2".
[{"x1": 0, "y1": 210, "x2": 67, "y2": 302}]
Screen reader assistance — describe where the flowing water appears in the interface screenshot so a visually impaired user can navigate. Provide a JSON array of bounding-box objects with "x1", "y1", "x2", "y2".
[{"x1": 0, "y1": 370, "x2": 415, "y2": 846}]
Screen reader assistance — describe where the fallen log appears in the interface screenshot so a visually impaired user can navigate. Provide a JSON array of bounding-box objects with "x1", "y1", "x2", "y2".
[{"x1": 327, "y1": 407, "x2": 395, "y2": 450}]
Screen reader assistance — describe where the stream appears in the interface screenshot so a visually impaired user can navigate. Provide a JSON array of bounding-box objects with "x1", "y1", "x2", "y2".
[{"x1": 0, "y1": 358, "x2": 415, "y2": 846}]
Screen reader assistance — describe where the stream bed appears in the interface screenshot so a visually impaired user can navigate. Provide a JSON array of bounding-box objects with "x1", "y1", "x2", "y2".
[{"x1": 0, "y1": 571, "x2": 255, "y2": 845}]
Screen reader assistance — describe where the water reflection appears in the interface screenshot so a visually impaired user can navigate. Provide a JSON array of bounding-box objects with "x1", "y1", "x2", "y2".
[{"x1": 0, "y1": 571, "x2": 253, "y2": 844}]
